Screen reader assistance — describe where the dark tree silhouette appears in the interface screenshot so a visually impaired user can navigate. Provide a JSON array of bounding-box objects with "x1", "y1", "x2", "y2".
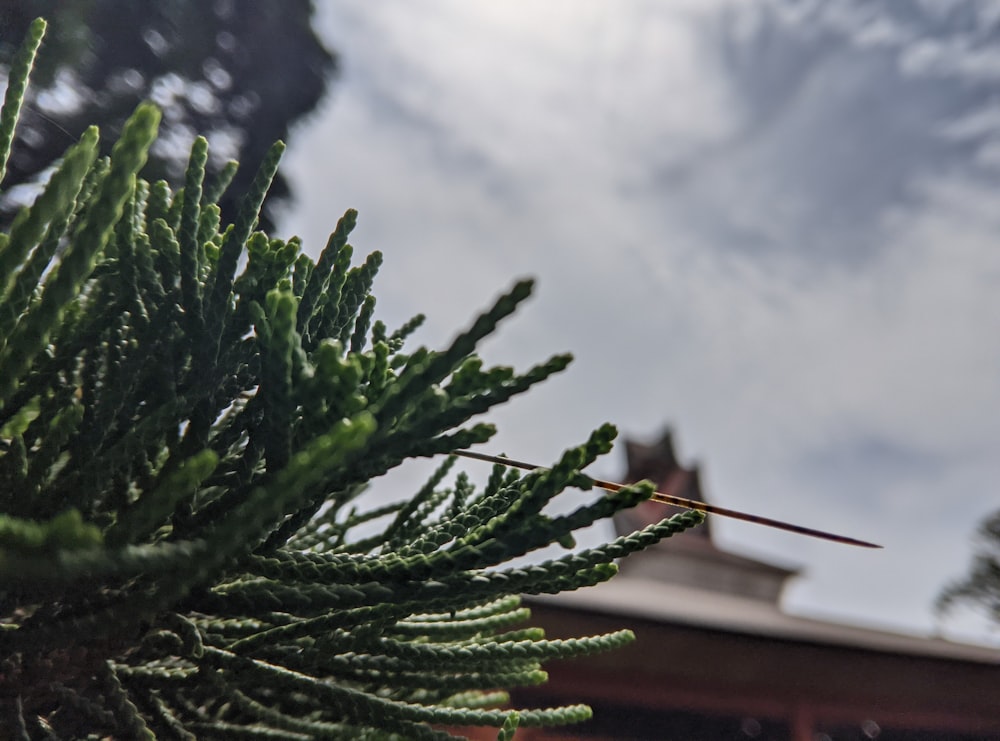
[
  {"x1": 939, "y1": 510, "x2": 1000, "y2": 626},
  {"x1": 0, "y1": 0, "x2": 335, "y2": 231}
]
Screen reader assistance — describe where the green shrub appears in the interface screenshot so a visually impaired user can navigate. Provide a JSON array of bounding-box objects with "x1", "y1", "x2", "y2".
[{"x1": 0, "y1": 19, "x2": 701, "y2": 740}]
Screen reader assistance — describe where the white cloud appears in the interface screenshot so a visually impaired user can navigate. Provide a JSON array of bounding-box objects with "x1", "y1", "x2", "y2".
[{"x1": 281, "y1": 0, "x2": 1000, "y2": 640}]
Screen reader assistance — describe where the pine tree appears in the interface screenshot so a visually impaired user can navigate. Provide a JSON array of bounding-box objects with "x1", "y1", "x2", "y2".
[{"x1": 0, "y1": 19, "x2": 702, "y2": 739}]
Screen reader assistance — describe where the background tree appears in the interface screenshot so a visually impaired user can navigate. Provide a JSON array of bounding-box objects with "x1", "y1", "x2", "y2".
[
  {"x1": 0, "y1": 0, "x2": 334, "y2": 232},
  {"x1": 938, "y1": 510, "x2": 1000, "y2": 627}
]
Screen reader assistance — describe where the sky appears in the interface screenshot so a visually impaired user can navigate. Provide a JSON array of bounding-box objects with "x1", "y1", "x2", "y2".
[{"x1": 279, "y1": 0, "x2": 1000, "y2": 644}]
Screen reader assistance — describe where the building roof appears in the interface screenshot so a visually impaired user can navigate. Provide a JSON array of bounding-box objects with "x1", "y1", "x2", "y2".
[
  {"x1": 579, "y1": 428, "x2": 1000, "y2": 665},
  {"x1": 531, "y1": 565, "x2": 1000, "y2": 665},
  {"x1": 616, "y1": 428, "x2": 800, "y2": 604}
]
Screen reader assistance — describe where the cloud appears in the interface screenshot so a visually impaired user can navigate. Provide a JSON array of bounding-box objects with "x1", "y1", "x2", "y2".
[
  {"x1": 658, "y1": 1, "x2": 1000, "y2": 267},
  {"x1": 281, "y1": 0, "x2": 1000, "y2": 640}
]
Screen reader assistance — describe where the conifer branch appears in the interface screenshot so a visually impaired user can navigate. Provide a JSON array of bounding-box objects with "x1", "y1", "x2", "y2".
[{"x1": 0, "y1": 17, "x2": 710, "y2": 738}]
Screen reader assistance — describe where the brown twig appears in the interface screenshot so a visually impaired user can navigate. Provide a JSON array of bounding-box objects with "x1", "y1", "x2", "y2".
[{"x1": 454, "y1": 449, "x2": 882, "y2": 549}]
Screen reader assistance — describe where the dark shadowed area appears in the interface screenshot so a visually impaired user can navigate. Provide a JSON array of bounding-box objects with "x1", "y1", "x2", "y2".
[{"x1": 0, "y1": 0, "x2": 335, "y2": 231}]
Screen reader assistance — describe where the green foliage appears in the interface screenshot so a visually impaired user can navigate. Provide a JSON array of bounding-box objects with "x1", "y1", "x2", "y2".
[{"x1": 0, "y1": 19, "x2": 703, "y2": 740}]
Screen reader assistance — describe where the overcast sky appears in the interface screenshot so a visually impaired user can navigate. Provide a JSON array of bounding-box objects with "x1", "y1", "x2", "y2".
[{"x1": 279, "y1": 0, "x2": 1000, "y2": 644}]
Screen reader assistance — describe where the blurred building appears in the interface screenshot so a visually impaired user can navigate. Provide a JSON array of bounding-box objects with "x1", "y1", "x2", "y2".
[{"x1": 504, "y1": 430, "x2": 1000, "y2": 741}]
